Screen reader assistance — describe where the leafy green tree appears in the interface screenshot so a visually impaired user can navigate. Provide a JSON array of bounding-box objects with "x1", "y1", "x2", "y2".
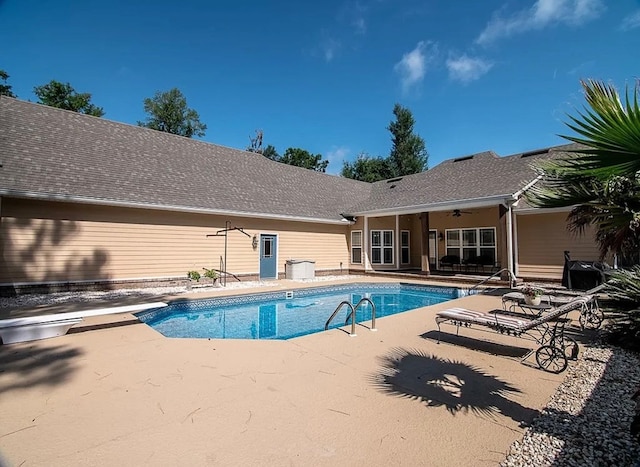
[
  {"x1": 388, "y1": 103, "x2": 428, "y2": 176},
  {"x1": 33, "y1": 80, "x2": 104, "y2": 116},
  {"x1": 341, "y1": 152, "x2": 395, "y2": 182},
  {"x1": 0, "y1": 69, "x2": 16, "y2": 97},
  {"x1": 262, "y1": 144, "x2": 280, "y2": 161},
  {"x1": 280, "y1": 147, "x2": 328, "y2": 172},
  {"x1": 526, "y1": 79, "x2": 640, "y2": 260},
  {"x1": 138, "y1": 88, "x2": 206, "y2": 138}
]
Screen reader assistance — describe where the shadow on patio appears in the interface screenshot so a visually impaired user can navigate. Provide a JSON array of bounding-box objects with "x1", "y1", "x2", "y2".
[
  {"x1": 0, "y1": 343, "x2": 83, "y2": 395},
  {"x1": 367, "y1": 347, "x2": 539, "y2": 425}
]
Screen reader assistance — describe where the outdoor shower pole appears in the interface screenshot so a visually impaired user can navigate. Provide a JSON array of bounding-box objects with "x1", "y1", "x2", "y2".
[{"x1": 223, "y1": 220, "x2": 229, "y2": 287}]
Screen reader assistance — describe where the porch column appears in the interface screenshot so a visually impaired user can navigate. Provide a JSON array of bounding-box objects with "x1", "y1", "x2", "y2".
[
  {"x1": 395, "y1": 214, "x2": 400, "y2": 269},
  {"x1": 420, "y1": 212, "x2": 430, "y2": 274},
  {"x1": 506, "y1": 202, "x2": 515, "y2": 280},
  {"x1": 363, "y1": 215, "x2": 371, "y2": 271}
]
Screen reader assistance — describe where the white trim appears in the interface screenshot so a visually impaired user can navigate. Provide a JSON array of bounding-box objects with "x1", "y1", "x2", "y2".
[
  {"x1": 363, "y1": 216, "x2": 371, "y2": 271},
  {"x1": 506, "y1": 203, "x2": 514, "y2": 277},
  {"x1": 513, "y1": 211, "x2": 519, "y2": 276},
  {"x1": 1, "y1": 190, "x2": 347, "y2": 225},
  {"x1": 512, "y1": 175, "x2": 543, "y2": 200},
  {"x1": 351, "y1": 195, "x2": 512, "y2": 217},
  {"x1": 515, "y1": 206, "x2": 573, "y2": 215}
]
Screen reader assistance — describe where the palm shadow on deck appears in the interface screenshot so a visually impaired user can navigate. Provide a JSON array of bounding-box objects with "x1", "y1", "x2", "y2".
[
  {"x1": 0, "y1": 343, "x2": 82, "y2": 395},
  {"x1": 367, "y1": 347, "x2": 539, "y2": 425}
]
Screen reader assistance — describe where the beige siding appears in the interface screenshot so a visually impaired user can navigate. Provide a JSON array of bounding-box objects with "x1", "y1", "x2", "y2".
[
  {"x1": 0, "y1": 198, "x2": 350, "y2": 284},
  {"x1": 516, "y1": 211, "x2": 600, "y2": 279}
]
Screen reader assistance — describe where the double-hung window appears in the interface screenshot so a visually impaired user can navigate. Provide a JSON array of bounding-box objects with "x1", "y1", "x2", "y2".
[
  {"x1": 350, "y1": 231, "x2": 362, "y2": 264},
  {"x1": 371, "y1": 230, "x2": 393, "y2": 265},
  {"x1": 445, "y1": 227, "x2": 496, "y2": 264}
]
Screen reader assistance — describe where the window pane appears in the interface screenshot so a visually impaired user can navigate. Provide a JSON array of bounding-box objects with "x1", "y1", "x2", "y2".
[
  {"x1": 351, "y1": 231, "x2": 362, "y2": 247},
  {"x1": 462, "y1": 229, "x2": 477, "y2": 247},
  {"x1": 383, "y1": 247, "x2": 393, "y2": 264},
  {"x1": 446, "y1": 230, "x2": 460, "y2": 246},
  {"x1": 401, "y1": 231, "x2": 409, "y2": 247},
  {"x1": 479, "y1": 248, "x2": 495, "y2": 263},
  {"x1": 446, "y1": 248, "x2": 458, "y2": 257},
  {"x1": 480, "y1": 229, "x2": 495, "y2": 246},
  {"x1": 371, "y1": 248, "x2": 381, "y2": 264},
  {"x1": 352, "y1": 247, "x2": 362, "y2": 264},
  {"x1": 383, "y1": 231, "x2": 393, "y2": 246},
  {"x1": 462, "y1": 248, "x2": 476, "y2": 261},
  {"x1": 263, "y1": 238, "x2": 272, "y2": 257},
  {"x1": 401, "y1": 248, "x2": 409, "y2": 264},
  {"x1": 371, "y1": 231, "x2": 381, "y2": 246}
]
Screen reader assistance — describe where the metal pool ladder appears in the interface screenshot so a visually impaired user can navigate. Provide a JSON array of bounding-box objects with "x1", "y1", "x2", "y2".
[{"x1": 324, "y1": 297, "x2": 377, "y2": 337}]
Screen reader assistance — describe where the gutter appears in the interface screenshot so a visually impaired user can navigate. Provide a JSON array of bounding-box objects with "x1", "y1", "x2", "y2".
[
  {"x1": 0, "y1": 190, "x2": 348, "y2": 225},
  {"x1": 350, "y1": 194, "x2": 513, "y2": 217}
]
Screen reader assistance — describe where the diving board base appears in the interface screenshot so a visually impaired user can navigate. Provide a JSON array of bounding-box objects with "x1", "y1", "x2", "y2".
[{"x1": 0, "y1": 318, "x2": 83, "y2": 345}]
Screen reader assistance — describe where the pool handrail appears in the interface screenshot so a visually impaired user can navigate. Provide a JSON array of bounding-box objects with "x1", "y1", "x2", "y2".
[
  {"x1": 467, "y1": 268, "x2": 517, "y2": 295},
  {"x1": 325, "y1": 301, "x2": 356, "y2": 336},
  {"x1": 352, "y1": 297, "x2": 376, "y2": 331}
]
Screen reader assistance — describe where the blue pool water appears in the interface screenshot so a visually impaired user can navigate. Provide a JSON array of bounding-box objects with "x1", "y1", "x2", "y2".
[{"x1": 136, "y1": 283, "x2": 463, "y2": 340}]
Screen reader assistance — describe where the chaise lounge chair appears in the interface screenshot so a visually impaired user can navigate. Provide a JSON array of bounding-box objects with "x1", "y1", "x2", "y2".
[
  {"x1": 434, "y1": 295, "x2": 591, "y2": 373},
  {"x1": 501, "y1": 284, "x2": 605, "y2": 329}
]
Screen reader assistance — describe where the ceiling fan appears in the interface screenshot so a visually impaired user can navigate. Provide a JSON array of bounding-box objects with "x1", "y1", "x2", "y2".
[{"x1": 450, "y1": 209, "x2": 472, "y2": 217}]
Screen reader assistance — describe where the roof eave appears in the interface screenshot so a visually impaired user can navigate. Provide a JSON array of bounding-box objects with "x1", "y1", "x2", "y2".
[
  {"x1": 349, "y1": 194, "x2": 514, "y2": 217},
  {"x1": 0, "y1": 190, "x2": 347, "y2": 225}
]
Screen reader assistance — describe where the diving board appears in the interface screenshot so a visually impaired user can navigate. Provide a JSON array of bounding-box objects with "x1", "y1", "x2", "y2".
[{"x1": 0, "y1": 302, "x2": 168, "y2": 345}]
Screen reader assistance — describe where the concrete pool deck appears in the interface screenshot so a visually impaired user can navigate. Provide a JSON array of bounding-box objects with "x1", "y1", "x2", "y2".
[{"x1": 0, "y1": 277, "x2": 570, "y2": 466}]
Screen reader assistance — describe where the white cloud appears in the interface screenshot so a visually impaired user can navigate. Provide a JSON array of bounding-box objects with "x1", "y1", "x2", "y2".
[
  {"x1": 621, "y1": 9, "x2": 640, "y2": 31},
  {"x1": 476, "y1": 0, "x2": 605, "y2": 45},
  {"x1": 446, "y1": 55, "x2": 493, "y2": 84},
  {"x1": 322, "y1": 37, "x2": 341, "y2": 62},
  {"x1": 326, "y1": 146, "x2": 351, "y2": 174},
  {"x1": 394, "y1": 41, "x2": 437, "y2": 94}
]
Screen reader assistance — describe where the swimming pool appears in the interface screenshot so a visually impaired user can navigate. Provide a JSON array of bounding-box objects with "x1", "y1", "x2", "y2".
[{"x1": 136, "y1": 283, "x2": 464, "y2": 340}]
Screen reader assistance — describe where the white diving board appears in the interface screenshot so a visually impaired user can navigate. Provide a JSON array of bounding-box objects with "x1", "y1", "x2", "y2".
[{"x1": 0, "y1": 301, "x2": 168, "y2": 345}]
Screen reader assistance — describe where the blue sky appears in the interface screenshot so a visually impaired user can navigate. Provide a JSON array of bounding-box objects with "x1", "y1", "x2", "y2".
[{"x1": 1, "y1": 0, "x2": 639, "y2": 174}]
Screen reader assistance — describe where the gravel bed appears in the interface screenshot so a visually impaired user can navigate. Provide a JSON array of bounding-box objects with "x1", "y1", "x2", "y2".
[{"x1": 502, "y1": 345, "x2": 640, "y2": 466}]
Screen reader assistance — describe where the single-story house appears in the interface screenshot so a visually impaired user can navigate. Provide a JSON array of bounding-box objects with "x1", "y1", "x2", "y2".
[{"x1": 0, "y1": 96, "x2": 601, "y2": 293}]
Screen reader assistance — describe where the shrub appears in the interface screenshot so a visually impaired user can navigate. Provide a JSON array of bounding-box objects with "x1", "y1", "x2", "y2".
[
  {"x1": 203, "y1": 268, "x2": 218, "y2": 280},
  {"x1": 187, "y1": 270, "x2": 201, "y2": 281},
  {"x1": 602, "y1": 266, "x2": 640, "y2": 351}
]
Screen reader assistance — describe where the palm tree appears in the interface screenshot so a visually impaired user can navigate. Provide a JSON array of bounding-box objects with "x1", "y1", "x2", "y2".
[{"x1": 526, "y1": 79, "x2": 640, "y2": 260}]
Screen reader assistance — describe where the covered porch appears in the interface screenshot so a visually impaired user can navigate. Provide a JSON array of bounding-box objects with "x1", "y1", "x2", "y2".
[{"x1": 345, "y1": 200, "x2": 519, "y2": 281}]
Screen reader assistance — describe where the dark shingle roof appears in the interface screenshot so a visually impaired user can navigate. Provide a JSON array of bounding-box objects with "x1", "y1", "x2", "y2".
[
  {"x1": 345, "y1": 145, "x2": 578, "y2": 215},
  {"x1": 0, "y1": 97, "x2": 372, "y2": 222},
  {"x1": 0, "y1": 97, "x2": 577, "y2": 220}
]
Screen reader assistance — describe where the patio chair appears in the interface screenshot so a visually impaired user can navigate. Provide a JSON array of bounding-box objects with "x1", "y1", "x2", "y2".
[
  {"x1": 434, "y1": 295, "x2": 592, "y2": 373},
  {"x1": 439, "y1": 255, "x2": 460, "y2": 271},
  {"x1": 501, "y1": 284, "x2": 605, "y2": 329}
]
